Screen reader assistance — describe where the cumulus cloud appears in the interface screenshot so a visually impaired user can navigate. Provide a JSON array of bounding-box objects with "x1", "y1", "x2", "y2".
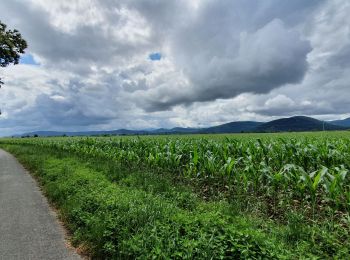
[
  {"x1": 0, "y1": 0, "x2": 350, "y2": 135},
  {"x1": 141, "y1": 18, "x2": 311, "y2": 111}
]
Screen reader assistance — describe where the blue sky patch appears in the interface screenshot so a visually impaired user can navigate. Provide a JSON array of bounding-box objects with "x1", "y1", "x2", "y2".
[
  {"x1": 149, "y1": 52, "x2": 162, "y2": 61},
  {"x1": 20, "y1": 54, "x2": 39, "y2": 65}
]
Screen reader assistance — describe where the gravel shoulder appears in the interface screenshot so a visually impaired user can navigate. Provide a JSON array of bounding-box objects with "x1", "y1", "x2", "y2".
[{"x1": 0, "y1": 149, "x2": 81, "y2": 260}]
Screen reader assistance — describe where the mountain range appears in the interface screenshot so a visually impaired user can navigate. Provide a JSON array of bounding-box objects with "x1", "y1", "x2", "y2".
[
  {"x1": 17, "y1": 116, "x2": 349, "y2": 137},
  {"x1": 329, "y1": 117, "x2": 350, "y2": 127}
]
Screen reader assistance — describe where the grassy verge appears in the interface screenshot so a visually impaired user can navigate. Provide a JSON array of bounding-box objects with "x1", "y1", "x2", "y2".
[{"x1": 2, "y1": 144, "x2": 349, "y2": 259}]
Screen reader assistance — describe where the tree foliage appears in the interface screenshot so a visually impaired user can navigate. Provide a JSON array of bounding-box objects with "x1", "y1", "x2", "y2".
[{"x1": 0, "y1": 21, "x2": 27, "y2": 86}]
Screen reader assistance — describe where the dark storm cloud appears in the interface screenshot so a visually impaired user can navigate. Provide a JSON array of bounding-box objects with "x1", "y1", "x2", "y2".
[{"x1": 141, "y1": 18, "x2": 312, "y2": 111}]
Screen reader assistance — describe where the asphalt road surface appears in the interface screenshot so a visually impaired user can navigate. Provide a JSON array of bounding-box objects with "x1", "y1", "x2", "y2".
[{"x1": 0, "y1": 149, "x2": 81, "y2": 260}]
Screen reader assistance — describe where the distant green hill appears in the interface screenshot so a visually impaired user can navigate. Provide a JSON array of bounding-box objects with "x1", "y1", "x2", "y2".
[
  {"x1": 330, "y1": 117, "x2": 350, "y2": 127},
  {"x1": 201, "y1": 121, "x2": 262, "y2": 133},
  {"x1": 255, "y1": 116, "x2": 345, "y2": 132},
  {"x1": 17, "y1": 116, "x2": 348, "y2": 137}
]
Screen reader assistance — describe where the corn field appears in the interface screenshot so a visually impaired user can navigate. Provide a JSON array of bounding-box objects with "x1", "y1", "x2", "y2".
[{"x1": 3, "y1": 134, "x2": 350, "y2": 212}]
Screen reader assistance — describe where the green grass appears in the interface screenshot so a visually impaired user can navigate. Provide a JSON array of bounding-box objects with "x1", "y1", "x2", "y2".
[{"x1": 1, "y1": 131, "x2": 350, "y2": 258}]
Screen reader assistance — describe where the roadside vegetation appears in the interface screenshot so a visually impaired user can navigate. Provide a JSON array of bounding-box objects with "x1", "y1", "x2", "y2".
[{"x1": 1, "y1": 132, "x2": 349, "y2": 258}]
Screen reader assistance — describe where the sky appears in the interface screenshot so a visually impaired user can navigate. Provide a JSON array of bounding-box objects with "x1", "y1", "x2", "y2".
[{"x1": 0, "y1": 0, "x2": 350, "y2": 135}]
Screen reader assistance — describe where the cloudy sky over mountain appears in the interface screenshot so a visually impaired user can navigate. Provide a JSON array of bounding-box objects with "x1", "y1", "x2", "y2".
[{"x1": 1, "y1": 0, "x2": 350, "y2": 135}]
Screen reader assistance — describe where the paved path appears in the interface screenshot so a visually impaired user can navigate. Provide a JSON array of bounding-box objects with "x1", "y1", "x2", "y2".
[{"x1": 0, "y1": 149, "x2": 81, "y2": 260}]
